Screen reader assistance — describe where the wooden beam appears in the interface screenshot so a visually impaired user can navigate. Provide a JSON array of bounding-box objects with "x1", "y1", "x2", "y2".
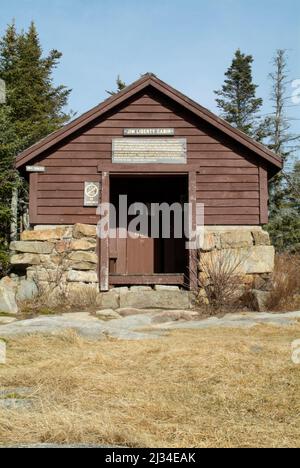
[
  {"x1": 110, "y1": 274, "x2": 185, "y2": 286},
  {"x1": 29, "y1": 173, "x2": 38, "y2": 225},
  {"x1": 99, "y1": 171, "x2": 110, "y2": 291},
  {"x1": 98, "y1": 163, "x2": 199, "y2": 174},
  {"x1": 259, "y1": 166, "x2": 269, "y2": 224},
  {"x1": 188, "y1": 171, "x2": 197, "y2": 291}
]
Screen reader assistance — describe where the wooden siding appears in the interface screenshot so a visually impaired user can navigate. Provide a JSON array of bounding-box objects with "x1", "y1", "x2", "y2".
[{"x1": 32, "y1": 90, "x2": 264, "y2": 226}]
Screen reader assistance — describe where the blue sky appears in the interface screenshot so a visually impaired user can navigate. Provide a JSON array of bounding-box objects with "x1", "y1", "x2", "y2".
[{"x1": 1, "y1": 0, "x2": 300, "y2": 159}]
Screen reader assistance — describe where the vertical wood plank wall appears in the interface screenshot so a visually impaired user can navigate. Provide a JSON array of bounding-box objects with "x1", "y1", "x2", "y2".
[{"x1": 31, "y1": 90, "x2": 266, "y2": 226}]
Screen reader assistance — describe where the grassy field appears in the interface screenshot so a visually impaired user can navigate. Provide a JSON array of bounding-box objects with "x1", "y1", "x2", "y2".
[{"x1": 0, "y1": 324, "x2": 300, "y2": 448}]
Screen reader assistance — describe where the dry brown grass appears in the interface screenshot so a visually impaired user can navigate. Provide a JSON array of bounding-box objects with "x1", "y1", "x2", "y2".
[
  {"x1": 267, "y1": 254, "x2": 300, "y2": 311},
  {"x1": 1, "y1": 325, "x2": 300, "y2": 448}
]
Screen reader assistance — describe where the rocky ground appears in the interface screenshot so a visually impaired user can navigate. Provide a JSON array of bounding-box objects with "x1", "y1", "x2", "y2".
[{"x1": 1, "y1": 309, "x2": 300, "y2": 341}]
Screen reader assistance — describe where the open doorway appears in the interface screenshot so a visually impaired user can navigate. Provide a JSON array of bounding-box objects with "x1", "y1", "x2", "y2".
[{"x1": 109, "y1": 174, "x2": 189, "y2": 286}]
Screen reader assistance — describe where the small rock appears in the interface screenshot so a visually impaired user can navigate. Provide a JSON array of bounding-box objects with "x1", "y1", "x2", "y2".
[
  {"x1": 154, "y1": 285, "x2": 180, "y2": 291},
  {"x1": 95, "y1": 309, "x2": 121, "y2": 320},
  {"x1": 70, "y1": 239, "x2": 97, "y2": 251},
  {"x1": 249, "y1": 289, "x2": 270, "y2": 312},
  {"x1": 0, "y1": 316, "x2": 17, "y2": 325},
  {"x1": 70, "y1": 262, "x2": 97, "y2": 271},
  {"x1": 67, "y1": 270, "x2": 98, "y2": 283},
  {"x1": 96, "y1": 292, "x2": 119, "y2": 310},
  {"x1": 16, "y1": 279, "x2": 38, "y2": 302},
  {"x1": 130, "y1": 286, "x2": 152, "y2": 292},
  {"x1": 73, "y1": 224, "x2": 97, "y2": 239},
  {"x1": 252, "y1": 229, "x2": 271, "y2": 246},
  {"x1": 0, "y1": 399, "x2": 33, "y2": 410},
  {"x1": 10, "y1": 253, "x2": 41, "y2": 266},
  {"x1": 152, "y1": 310, "x2": 199, "y2": 324},
  {"x1": 116, "y1": 308, "x2": 152, "y2": 317},
  {"x1": 69, "y1": 251, "x2": 98, "y2": 264}
]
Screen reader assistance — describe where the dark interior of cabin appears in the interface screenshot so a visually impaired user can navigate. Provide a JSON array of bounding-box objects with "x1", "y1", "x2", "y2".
[{"x1": 109, "y1": 175, "x2": 189, "y2": 279}]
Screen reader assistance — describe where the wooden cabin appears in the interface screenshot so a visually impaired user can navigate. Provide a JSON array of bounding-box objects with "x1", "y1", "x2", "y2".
[{"x1": 15, "y1": 74, "x2": 282, "y2": 292}]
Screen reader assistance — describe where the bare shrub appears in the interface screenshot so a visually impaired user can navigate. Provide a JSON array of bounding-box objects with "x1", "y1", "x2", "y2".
[
  {"x1": 19, "y1": 240, "x2": 98, "y2": 314},
  {"x1": 266, "y1": 254, "x2": 300, "y2": 311},
  {"x1": 199, "y1": 249, "x2": 249, "y2": 312}
]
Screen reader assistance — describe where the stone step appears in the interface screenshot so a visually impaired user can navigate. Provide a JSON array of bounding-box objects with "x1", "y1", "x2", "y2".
[{"x1": 97, "y1": 289, "x2": 194, "y2": 311}]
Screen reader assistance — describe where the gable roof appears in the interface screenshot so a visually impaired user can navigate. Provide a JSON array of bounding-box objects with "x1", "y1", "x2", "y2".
[{"x1": 16, "y1": 73, "x2": 282, "y2": 172}]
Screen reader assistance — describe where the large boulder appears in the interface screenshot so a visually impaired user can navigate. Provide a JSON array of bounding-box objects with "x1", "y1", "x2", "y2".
[
  {"x1": 219, "y1": 230, "x2": 254, "y2": 249},
  {"x1": 0, "y1": 285, "x2": 18, "y2": 315},
  {"x1": 119, "y1": 291, "x2": 192, "y2": 310},
  {"x1": 10, "y1": 241, "x2": 53, "y2": 255},
  {"x1": 200, "y1": 246, "x2": 275, "y2": 275},
  {"x1": 73, "y1": 224, "x2": 97, "y2": 239}
]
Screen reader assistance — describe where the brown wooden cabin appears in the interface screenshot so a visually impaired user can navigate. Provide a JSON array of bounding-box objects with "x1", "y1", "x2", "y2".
[{"x1": 16, "y1": 73, "x2": 282, "y2": 291}]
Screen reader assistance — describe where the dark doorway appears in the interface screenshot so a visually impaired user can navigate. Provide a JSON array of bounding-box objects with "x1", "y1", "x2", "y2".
[{"x1": 109, "y1": 175, "x2": 189, "y2": 282}]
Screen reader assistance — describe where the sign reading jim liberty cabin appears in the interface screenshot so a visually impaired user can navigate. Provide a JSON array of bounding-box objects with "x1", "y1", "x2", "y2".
[
  {"x1": 124, "y1": 128, "x2": 175, "y2": 136},
  {"x1": 112, "y1": 138, "x2": 187, "y2": 164}
]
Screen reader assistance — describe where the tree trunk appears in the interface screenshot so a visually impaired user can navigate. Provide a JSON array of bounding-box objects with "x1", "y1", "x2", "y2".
[{"x1": 10, "y1": 187, "x2": 18, "y2": 242}]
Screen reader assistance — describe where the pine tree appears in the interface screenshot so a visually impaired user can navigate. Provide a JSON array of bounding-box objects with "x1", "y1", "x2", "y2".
[
  {"x1": 0, "y1": 21, "x2": 72, "y2": 276},
  {"x1": 215, "y1": 49, "x2": 263, "y2": 137},
  {"x1": 106, "y1": 75, "x2": 126, "y2": 96},
  {"x1": 267, "y1": 160, "x2": 300, "y2": 252},
  {"x1": 0, "y1": 22, "x2": 72, "y2": 150}
]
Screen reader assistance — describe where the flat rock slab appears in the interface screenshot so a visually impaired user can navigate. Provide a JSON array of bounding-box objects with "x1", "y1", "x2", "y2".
[
  {"x1": 0, "y1": 311, "x2": 299, "y2": 341},
  {"x1": 0, "y1": 313, "x2": 161, "y2": 341},
  {"x1": 159, "y1": 311, "x2": 300, "y2": 331},
  {"x1": 0, "y1": 316, "x2": 17, "y2": 325}
]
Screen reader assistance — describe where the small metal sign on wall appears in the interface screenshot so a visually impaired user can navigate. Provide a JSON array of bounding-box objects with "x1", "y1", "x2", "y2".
[{"x1": 84, "y1": 182, "x2": 100, "y2": 207}]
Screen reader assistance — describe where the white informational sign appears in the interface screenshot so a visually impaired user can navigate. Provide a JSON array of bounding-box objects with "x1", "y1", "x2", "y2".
[
  {"x1": 112, "y1": 138, "x2": 187, "y2": 164},
  {"x1": 26, "y1": 166, "x2": 46, "y2": 173}
]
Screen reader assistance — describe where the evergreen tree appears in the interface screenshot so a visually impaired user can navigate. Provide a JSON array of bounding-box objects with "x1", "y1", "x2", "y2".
[
  {"x1": 106, "y1": 75, "x2": 126, "y2": 96},
  {"x1": 215, "y1": 49, "x2": 263, "y2": 137},
  {"x1": 267, "y1": 160, "x2": 300, "y2": 252},
  {"x1": 0, "y1": 22, "x2": 72, "y2": 150},
  {"x1": 0, "y1": 21, "x2": 72, "y2": 276}
]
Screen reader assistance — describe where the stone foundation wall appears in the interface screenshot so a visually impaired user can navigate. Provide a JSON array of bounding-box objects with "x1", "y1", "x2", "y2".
[
  {"x1": 198, "y1": 226, "x2": 275, "y2": 308},
  {"x1": 5, "y1": 224, "x2": 275, "y2": 312},
  {"x1": 10, "y1": 223, "x2": 99, "y2": 290}
]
